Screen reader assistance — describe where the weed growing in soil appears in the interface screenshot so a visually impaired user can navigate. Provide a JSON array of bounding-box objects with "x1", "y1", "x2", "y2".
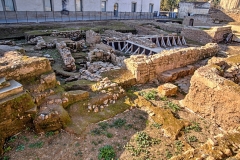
[
  {"x1": 166, "y1": 101, "x2": 180, "y2": 112},
  {"x1": 188, "y1": 136, "x2": 198, "y2": 143},
  {"x1": 151, "y1": 123, "x2": 162, "y2": 129},
  {"x1": 165, "y1": 150, "x2": 173, "y2": 159},
  {"x1": 175, "y1": 140, "x2": 183, "y2": 154},
  {"x1": 28, "y1": 141, "x2": 44, "y2": 148},
  {"x1": 45, "y1": 131, "x2": 55, "y2": 137},
  {"x1": 139, "y1": 90, "x2": 157, "y2": 100},
  {"x1": 4, "y1": 146, "x2": 12, "y2": 153},
  {"x1": 184, "y1": 121, "x2": 202, "y2": 133},
  {"x1": 98, "y1": 145, "x2": 116, "y2": 160},
  {"x1": 16, "y1": 144, "x2": 25, "y2": 151},
  {"x1": 2, "y1": 156, "x2": 10, "y2": 160},
  {"x1": 7, "y1": 136, "x2": 17, "y2": 143},
  {"x1": 124, "y1": 132, "x2": 160, "y2": 158},
  {"x1": 110, "y1": 118, "x2": 126, "y2": 128}
]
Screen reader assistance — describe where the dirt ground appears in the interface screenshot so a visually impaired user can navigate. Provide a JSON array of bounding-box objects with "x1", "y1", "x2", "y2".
[{"x1": 1, "y1": 88, "x2": 223, "y2": 160}]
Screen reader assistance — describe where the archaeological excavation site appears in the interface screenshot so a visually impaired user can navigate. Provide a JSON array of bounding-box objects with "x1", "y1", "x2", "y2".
[{"x1": 1, "y1": 4, "x2": 240, "y2": 160}]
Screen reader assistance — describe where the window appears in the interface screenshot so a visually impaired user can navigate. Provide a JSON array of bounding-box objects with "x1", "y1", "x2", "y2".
[
  {"x1": 3, "y1": 0, "x2": 15, "y2": 11},
  {"x1": 44, "y1": 0, "x2": 52, "y2": 11},
  {"x1": 76, "y1": 0, "x2": 82, "y2": 11},
  {"x1": 131, "y1": 2, "x2": 136, "y2": 12},
  {"x1": 149, "y1": 3, "x2": 154, "y2": 13},
  {"x1": 101, "y1": 1, "x2": 106, "y2": 12}
]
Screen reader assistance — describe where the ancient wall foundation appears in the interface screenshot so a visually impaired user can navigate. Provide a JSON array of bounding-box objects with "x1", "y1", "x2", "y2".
[
  {"x1": 124, "y1": 43, "x2": 219, "y2": 83},
  {"x1": 0, "y1": 51, "x2": 52, "y2": 81},
  {"x1": 182, "y1": 55, "x2": 240, "y2": 130}
]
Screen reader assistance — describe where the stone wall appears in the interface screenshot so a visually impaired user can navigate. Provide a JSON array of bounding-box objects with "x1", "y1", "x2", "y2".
[
  {"x1": 124, "y1": 43, "x2": 219, "y2": 83},
  {"x1": 182, "y1": 55, "x2": 240, "y2": 130},
  {"x1": 0, "y1": 51, "x2": 52, "y2": 81},
  {"x1": 56, "y1": 41, "x2": 76, "y2": 71},
  {"x1": 181, "y1": 26, "x2": 232, "y2": 44},
  {"x1": 183, "y1": 15, "x2": 213, "y2": 26},
  {"x1": 0, "y1": 92, "x2": 35, "y2": 155}
]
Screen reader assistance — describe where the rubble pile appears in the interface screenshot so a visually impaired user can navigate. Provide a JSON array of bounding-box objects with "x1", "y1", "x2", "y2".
[
  {"x1": 223, "y1": 64, "x2": 240, "y2": 84},
  {"x1": 51, "y1": 30, "x2": 85, "y2": 39},
  {"x1": 102, "y1": 30, "x2": 133, "y2": 41},
  {"x1": 129, "y1": 37, "x2": 157, "y2": 48},
  {"x1": 56, "y1": 41, "x2": 76, "y2": 71},
  {"x1": 28, "y1": 36, "x2": 56, "y2": 50},
  {"x1": 88, "y1": 77, "x2": 125, "y2": 112},
  {"x1": 79, "y1": 61, "x2": 121, "y2": 81},
  {"x1": 88, "y1": 43, "x2": 126, "y2": 67},
  {"x1": 66, "y1": 39, "x2": 86, "y2": 52},
  {"x1": 86, "y1": 30, "x2": 101, "y2": 46}
]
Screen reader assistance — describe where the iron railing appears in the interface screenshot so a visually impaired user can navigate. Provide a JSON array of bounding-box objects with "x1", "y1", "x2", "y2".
[{"x1": 0, "y1": 11, "x2": 177, "y2": 24}]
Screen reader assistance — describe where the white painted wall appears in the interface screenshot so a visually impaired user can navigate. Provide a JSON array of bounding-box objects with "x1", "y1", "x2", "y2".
[
  {"x1": 178, "y1": 2, "x2": 210, "y2": 18},
  {"x1": 0, "y1": 1, "x2": 3, "y2": 11},
  {"x1": 15, "y1": 0, "x2": 43, "y2": 11},
  {"x1": 103, "y1": 0, "x2": 160, "y2": 12},
  {"x1": 0, "y1": 0, "x2": 160, "y2": 12},
  {"x1": 82, "y1": 0, "x2": 101, "y2": 11}
]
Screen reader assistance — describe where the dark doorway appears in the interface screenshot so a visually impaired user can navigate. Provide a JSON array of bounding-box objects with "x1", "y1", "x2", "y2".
[
  {"x1": 189, "y1": 19, "x2": 194, "y2": 26},
  {"x1": 114, "y1": 3, "x2": 118, "y2": 17}
]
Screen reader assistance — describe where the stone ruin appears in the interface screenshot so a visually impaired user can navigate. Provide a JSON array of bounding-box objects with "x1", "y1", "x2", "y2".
[
  {"x1": 182, "y1": 55, "x2": 240, "y2": 131},
  {"x1": 1, "y1": 23, "x2": 240, "y2": 159},
  {"x1": 56, "y1": 41, "x2": 76, "y2": 71},
  {"x1": 124, "y1": 43, "x2": 219, "y2": 83}
]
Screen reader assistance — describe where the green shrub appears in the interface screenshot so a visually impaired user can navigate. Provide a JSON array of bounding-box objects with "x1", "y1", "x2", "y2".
[{"x1": 98, "y1": 145, "x2": 116, "y2": 160}]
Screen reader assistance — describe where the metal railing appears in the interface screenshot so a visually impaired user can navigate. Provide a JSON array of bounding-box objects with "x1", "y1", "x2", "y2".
[{"x1": 0, "y1": 11, "x2": 177, "y2": 24}]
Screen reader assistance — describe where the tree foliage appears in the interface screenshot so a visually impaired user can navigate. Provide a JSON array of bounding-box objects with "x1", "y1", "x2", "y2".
[{"x1": 161, "y1": 0, "x2": 180, "y2": 11}]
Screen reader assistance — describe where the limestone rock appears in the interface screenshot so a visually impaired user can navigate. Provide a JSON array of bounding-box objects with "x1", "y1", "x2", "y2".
[
  {"x1": 158, "y1": 83, "x2": 178, "y2": 97},
  {"x1": 34, "y1": 104, "x2": 71, "y2": 133},
  {"x1": 62, "y1": 90, "x2": 89, "y2": 108}
]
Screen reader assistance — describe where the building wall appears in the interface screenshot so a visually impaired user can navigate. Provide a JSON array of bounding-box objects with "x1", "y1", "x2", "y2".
[
  {"x1": 178, "y1": 2, "x2": 210, "y2": 18},
  {"x1": 0, "y1": 0, "x2": 160, "y2": 12},
  {"x1": 15, "y1": 0, "x2": 43, "y2": 11},
  {"x1": 0, "y1": 1, "x2": 3, "y2": 11}
]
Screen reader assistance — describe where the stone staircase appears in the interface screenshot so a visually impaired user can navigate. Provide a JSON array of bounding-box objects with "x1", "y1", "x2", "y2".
[
  {"x1": 0, "y1": 77, "x2": 23, "y2": 100},
  {"x1": 158, "y1": 59, "x2": 209, "y2": 94}
]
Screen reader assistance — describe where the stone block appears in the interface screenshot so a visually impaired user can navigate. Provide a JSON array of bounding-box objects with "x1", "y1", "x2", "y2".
[
  {"x1": 158, "y1": 83, "x2": 178, "y2": 96},
  {"x1": 0, "y1": 80, "x2": 23, "y2": 100},
  {"x1": 62, "y1": 90, "x2": 89, "y2": 108}
]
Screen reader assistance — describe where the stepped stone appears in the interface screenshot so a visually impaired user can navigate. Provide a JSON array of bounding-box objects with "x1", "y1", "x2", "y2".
[
  {"x1": 0, "y1": 80, "x2": 23, "y2": 100},
  {"x1": 62, "y1": 90, "x2": 89, "y2": 108},
  {"x1": 0, "y1": 77, "x2": 10, "y2": 89},
  {"x1": 158, "y1": 83, "x2": 178, "y2": 97}
]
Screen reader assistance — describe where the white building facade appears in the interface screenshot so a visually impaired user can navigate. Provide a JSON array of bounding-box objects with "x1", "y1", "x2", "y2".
[
  {"x1": 178, "y1": 2, "x2": 210, "y2": 18},
  {"x1": 0, "y1": 0, "x2": 160, "y2": 13}
]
